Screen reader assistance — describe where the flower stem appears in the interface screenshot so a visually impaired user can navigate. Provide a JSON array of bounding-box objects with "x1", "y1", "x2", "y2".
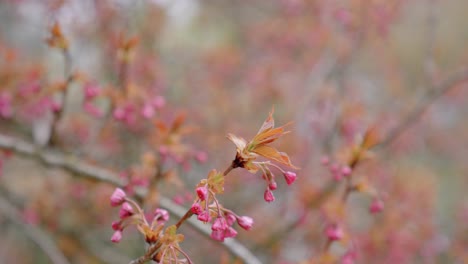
[{"x1": 175, "y1": 209, "x2": 194, "y2": 230}]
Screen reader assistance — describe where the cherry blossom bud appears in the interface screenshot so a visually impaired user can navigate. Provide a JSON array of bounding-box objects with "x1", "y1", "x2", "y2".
[
  {"x1": 210, "y1": 229, "x2": 225, "y2": 242},
  {"x1": 111, "y1": 221, "x2": 122, "y2": 231},
  {"x1": 224, "y1": 227, "x2": 238, "y2": 238},
  {"x1": 141, "y1": 104, "x2": 154, "y2": 119},
  {"x1": 264, "y1": 189, "x2": 275, "y2": 202},
  {"x1": 84, "y1": 84, "x2": 100, "y2": 99},
  {"x1": 226, "y1": 213, "x2": 237, "y2": 226},
  {"x1": 237, "y1": 216, "x2": 254, "y2": 231},
  {"x1": 119, "y1": 202, "x2": 134, "y2": 219},
  {"x1": 113, "y1": 107, "x2": 126, "y2": 121},
  {"x1": 110, "y1": 188, "x2": 126, "y2": 207},
  {"x1": 151, "y1": 96, "x2": 165, "y2": 109},
  {"x1": 369, "y1": 198, "x2": 384, "y2": 214},
  {"x1": 326, "y1": 224, "x2": 343, "y2": 241},
  {"x1": 268, "y1": 181, "x2": 278, "y2": 190},
  {"x1": 190, "y1": 202, "x2": 203, "y2": 214},
  {"x1": 212, "y1": 217, "x2": 227, "y2": 231},
  {"x1": 196, "y1": 186, "x2": 208, "y2": 201},
  {"x1": 111, "y1": 230, "x2": 123, "y2": 243},
  {"x1": 197, "y1": 211, "x2": 211, "y2": 222},
  {"x1": 195, "y1": 151, "x2": 208, "y2": 163},
  {"x1": 283, "y1": 171, "x2": 297, "y2": 185},
  {"x1": 154, "y1": 208, "x2": 169, "y2": 223},
  {"x1": 341, "y1": 166, "x2": 352, "y2": 177},
  {"x1": 50, "y1": 101, "x2": 61, "y2": 113}
]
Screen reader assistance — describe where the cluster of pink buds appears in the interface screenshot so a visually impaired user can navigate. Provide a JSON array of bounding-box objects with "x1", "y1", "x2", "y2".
[
  {"x1": 109, "y1": 187, "x2": 170, "y2": 243},
  {"x1": 82, "y1": 83, "x2": 103, "y2": 118},
  {"x1": 321, "y1": 156, "x2": 352, "y2": 181},
  {"x1": 191, "y1": 201, "x2": 254, "y2": 242},
  {"x1": 259, "y1": 162, "x2": 297, "y2": 203},
  {"x1": 189, "y1": 170, "x2": 254, "y2": 242}
]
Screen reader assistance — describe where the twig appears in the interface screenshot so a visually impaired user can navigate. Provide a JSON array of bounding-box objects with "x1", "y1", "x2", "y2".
[
  {"x1": 0, "y1": 194, "x2": 71, "y2": 264},
  {"x1": 377, "y1": 68, "x2": 468, "y2": 148},
  {"x1": 0, "y1": 133, "x2": 263, "y2": 264}
]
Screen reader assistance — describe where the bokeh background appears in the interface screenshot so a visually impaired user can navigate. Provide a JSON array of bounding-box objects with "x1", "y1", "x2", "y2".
[{"x1": 0, "y1": 0, "x2": 467, "y2": 263}]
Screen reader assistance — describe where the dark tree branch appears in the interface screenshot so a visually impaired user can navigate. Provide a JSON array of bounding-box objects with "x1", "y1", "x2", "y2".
[{"x1": 0, "y1": 133, "x2": 262, "y2": 264}]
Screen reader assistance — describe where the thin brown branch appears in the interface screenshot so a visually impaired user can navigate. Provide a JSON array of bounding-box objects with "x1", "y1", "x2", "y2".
[
  {"x1": 0, "y1": 133, "x2": 262, "y2": 264},
  {"x1": 0, "y1": 194, "x2": 71, "y2": 264},
  {"x1": 377, "y1": 68, "x2": 468, "y2": 148}
]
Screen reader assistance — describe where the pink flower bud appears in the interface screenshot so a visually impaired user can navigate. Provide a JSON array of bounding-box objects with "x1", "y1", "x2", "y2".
[
  {"x1": 210, "y1": 229, "x2": 225, "y2": 242},
  {"x1": 268, "y1": 181, "x2": 278, "y2": 190},
  {"x1": 341, "y1": 166, "x2": 352, "y2": 177},
  {"x1": 111, "y1": 230, "x2": 123, "y2": 243},
  {"x1": 224, "y1": 227, "x2": 238, "y2": 238},
  {"x1": 141, "y1": 104, "x2": 154, "y2": 119},
  {"x1": 50, "y1": 101, "x2": 61, "y2": 113},
  {"x1": 151, "y1": 96, "x2": 165, "y2": 109},
  {"x1": 264, "y1": 189, "x2": 275, "y2": 203},
  {"x1": 283, "y1": 171, "x2": 297, "y2": 185},
  {"x1": 325, "y1": 224, "x2": 343, "y2": 241},
  {"x1": 190, "y1": 202, "x2": 203, "y2": 214},
  {"x1": 119, "y1": 202, "x2": 134, "y2": 219},
  {"x1": 154, "y1": 208, "x2": 169, "y2": 223},
  {"x1": 196, "y1": 186, "x2": 208, "y2": 201},
  {"x1": 197, "y1": 211, "x2": 211, "y2": 222},
  {"x1": 237, "y1": 216, "x2": 254, "y2": 231},
  {"x1": 369, "y1": 198, "x2": 384, "y2": 214},
  {"x1": 195, "y1": 151, "x2": 208, "y2": 163},
  {"x1": 113, "y1": 107, "x2": 126, "y2": 121},
  {"x1": 212, "y1": 217, "x2": 227, "y2": 231},
  {"x1": 111, "y1": 221, "x2": 123, "y2": 231},
  {"x1": 226, "y1": 213, "x2": 237, "y2": 226},
  {"x1": 84, "y1": 84, "x2": 100, "y2": 99},
  {"x1": 110, "y1": 188, "x2": 126, "y2": 207}
]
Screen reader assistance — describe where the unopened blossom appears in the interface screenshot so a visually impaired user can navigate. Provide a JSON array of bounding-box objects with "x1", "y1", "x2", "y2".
[
  {"x1": 196, "y1": 186, "x2": 208, "y2": 201},
  {"x1": 224, "y1": 227, "x2": 238, "y2": 238},
  {"x1": 190, "y1": 202, "x2": 203, "y2": 214},
  {"x1": 112, "y1": 221, "x2": 123, "y2": 231},
  {"x1": 110, "y1": 188, "x2": 126, "y2": 206},
  {"x1": 268, "y1": 181, "x2": 278, "y2": 190},
  {"x1": 119, "y1": 202, "x2": 134, "y2": 219},
  {"x1": 283, "y1": 171, "x2": 297, "y2": 185},
  {"x1": 111, "y1": 230, "x2": 123, "y2": 243},
  {"x1": 226, "y1": 213, "x2": 237, "y2": 226},
  {"x1": 341, "y1": 166, "x2": 352, "y2": 177},
  {"x1": 264, "y1": 189, "x2": 275, "y2": 202},
  {"x1": 212, "y1": 217, "x2": 228, "y2": 231},
  {"x1": 141, "y1": 104, "x2": 155, "y2": 119},
  {"x1": 197, "y1": 211, "x2": 211, "y2": 222},
  {"x1": 326, "y1": 224, "x2": 343, "y2": 241},
  {"x1": 210, "y1": 229, "x2": 225, "y2": 242},
  {"x1": 369, "y1": 198, "x2": 384, "y2": 214},
  {"x1": 84, "y1": 84, "x2": 100, "y2": 99},
  {"x1": 154, "y1": 208, "x2": 169, "y2": 223},
  {"x1": 237, "y1": 216, "x2": 254, "y2": 231}
]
